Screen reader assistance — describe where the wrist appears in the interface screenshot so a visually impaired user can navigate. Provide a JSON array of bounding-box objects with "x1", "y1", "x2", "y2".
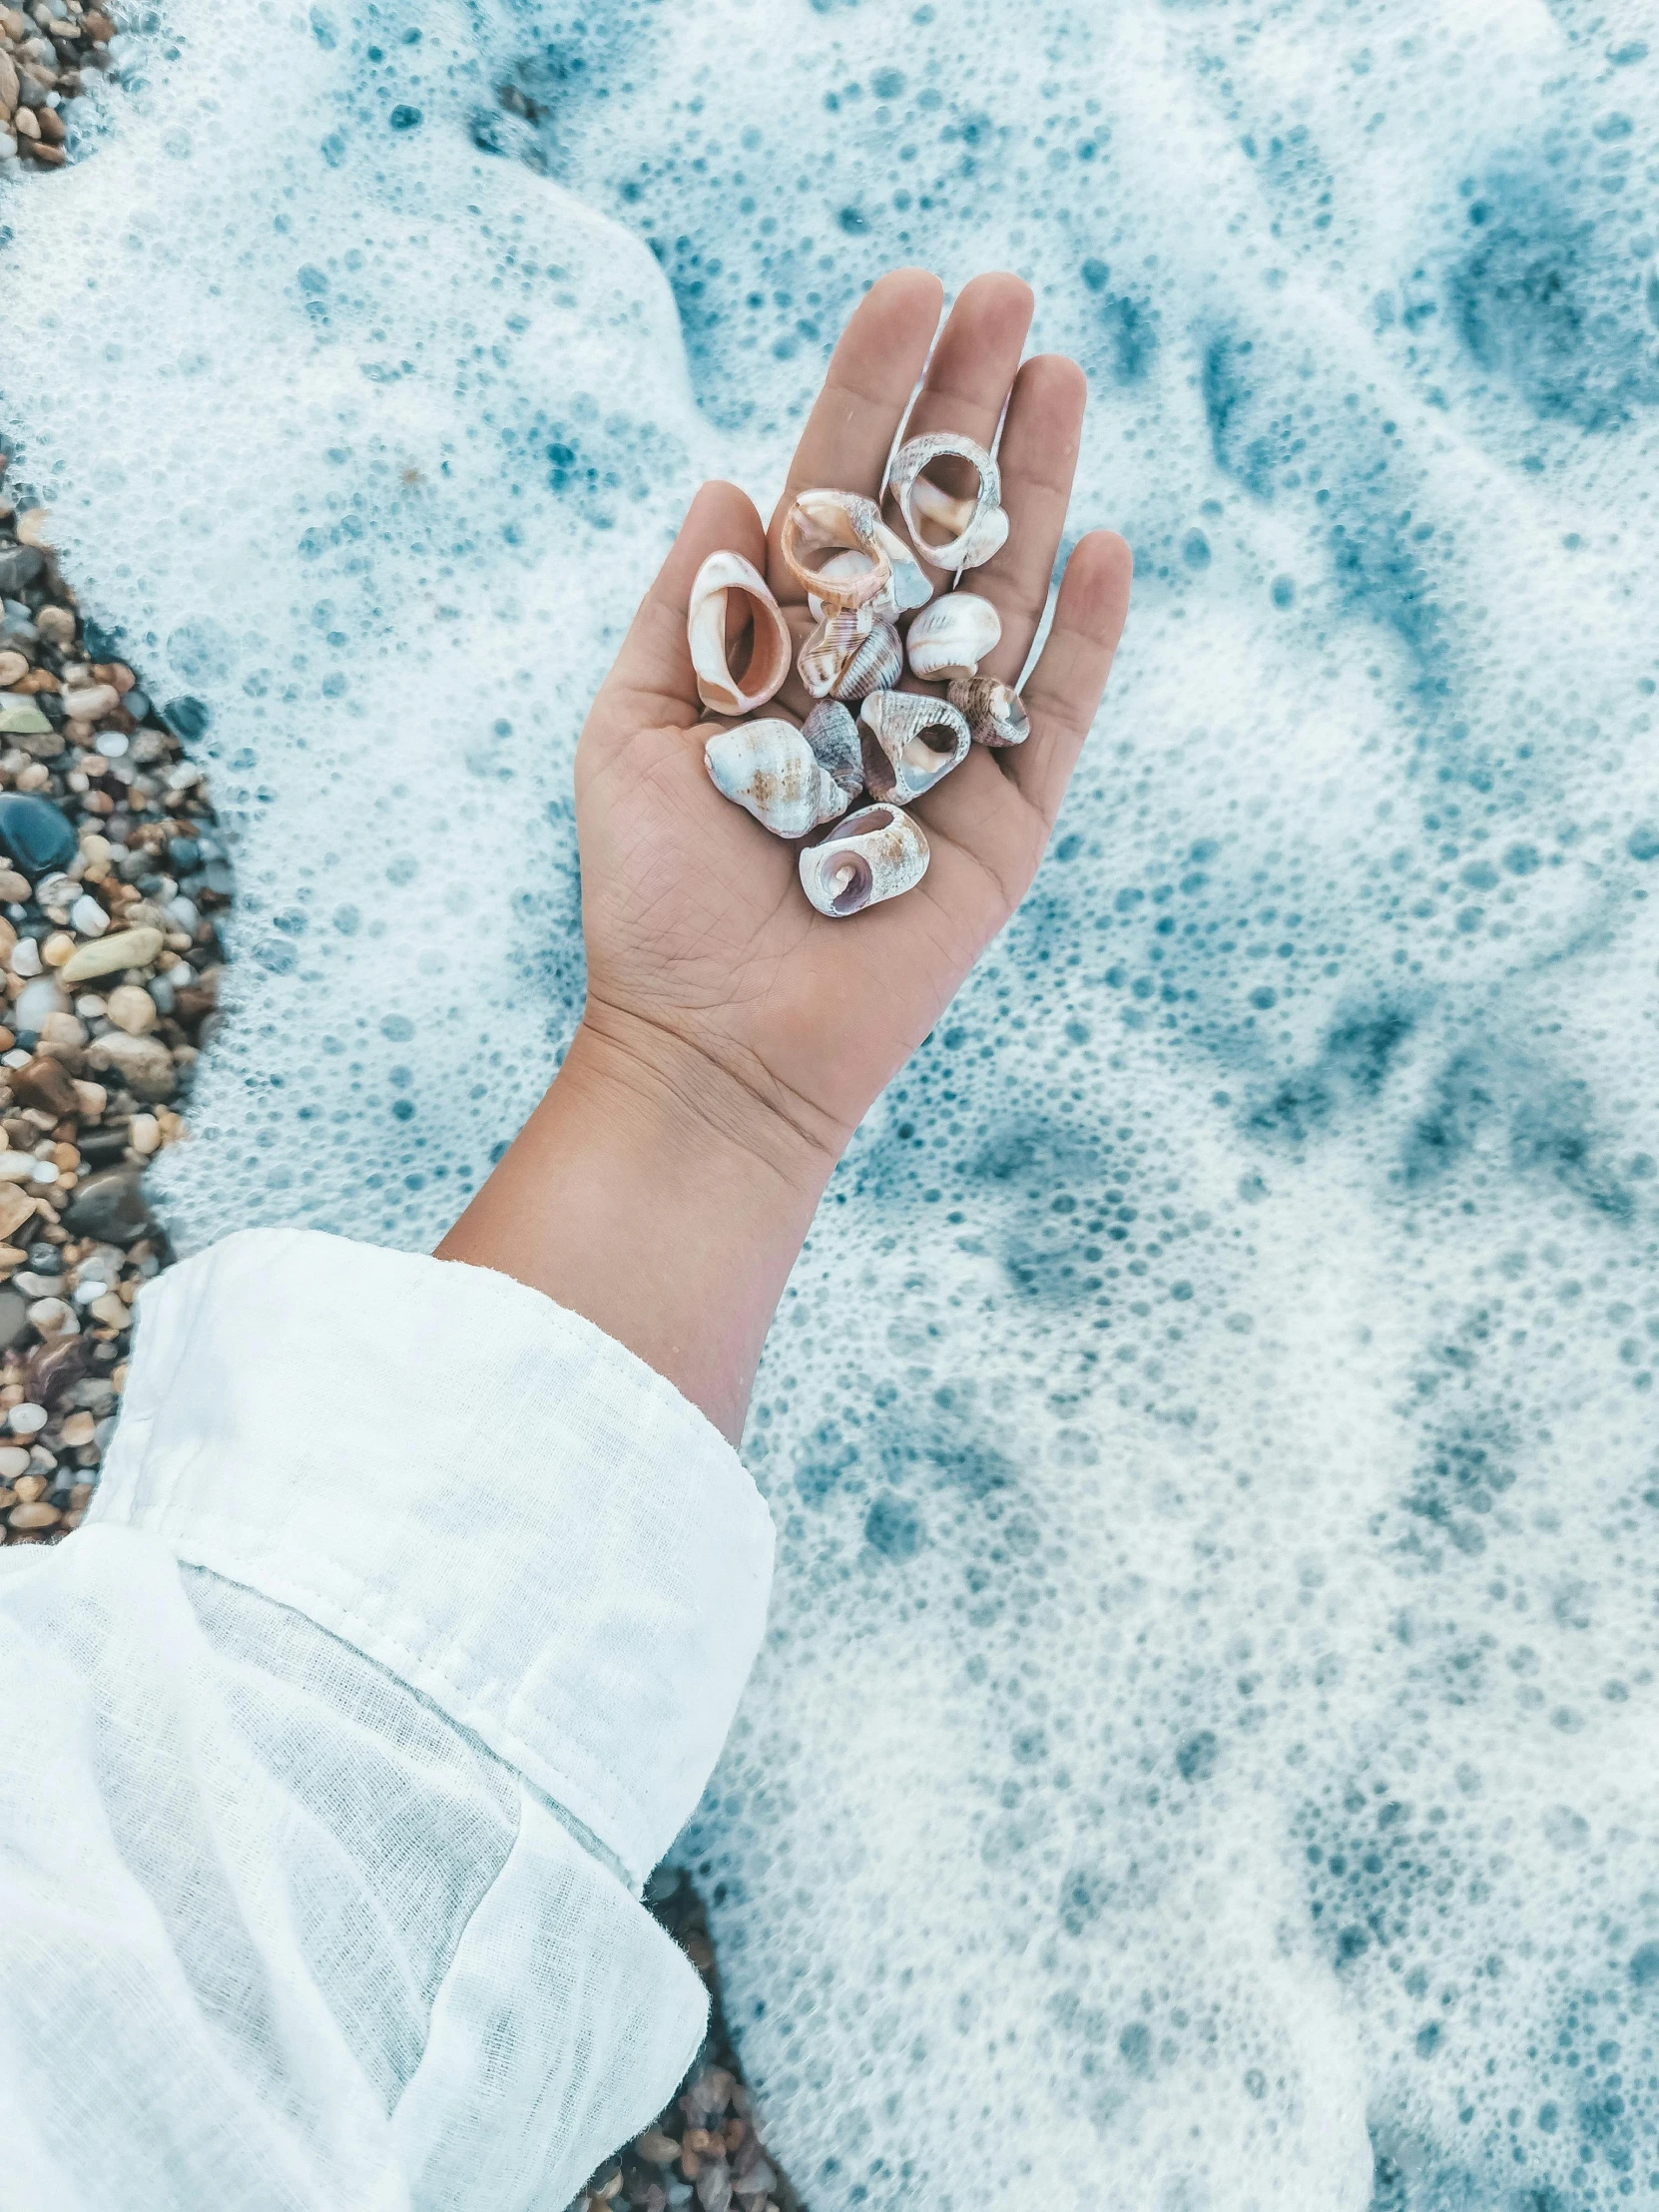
[{"x1": 435, "y1": 1005, "x2": 838, "y2": 1442}]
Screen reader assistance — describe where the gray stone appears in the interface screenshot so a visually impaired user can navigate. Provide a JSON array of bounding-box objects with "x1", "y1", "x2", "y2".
[{"x1": 0, "y1": 547, "x2": 44, "y2": 596}]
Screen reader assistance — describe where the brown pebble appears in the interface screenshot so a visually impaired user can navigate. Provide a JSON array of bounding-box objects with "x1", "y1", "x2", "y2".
[
  {"x1": 680, "y1": 2153, "x2": 700, "y2": 2182},
  {"x1": 11, "y1": 1057, "x2": 78, "y2": 1118},
  {"x1": 634, "y1": 2134, "x2": 680, "y2": 2166},
  {"x1": 14, "y1": 1473, "x2": 46, "y2": 1503},
  {"x1": 36, "y1": 105, "x2": 63, "y2": 142},
  {"x1": 23, "y1": 140, "x2": 65, "y2": 166},
  {"x1": 8, "y1": 1500, "x2": 60, "y2": 1530}
]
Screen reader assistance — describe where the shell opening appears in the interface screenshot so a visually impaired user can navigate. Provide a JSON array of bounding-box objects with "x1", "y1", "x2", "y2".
[
  {"x1": 721, "y1": 593, "x2": 762, "y2": 687},
  {"x1": 899, "y1": 722, "x2": 960, "y2": 771},
  {"x1": 839, "y1": 804, "x2": 899, "y2": 839},
  {"x1": 910, "y1": 454, "x2": 986, "y2": 551},
  {"x1": 825, "y1": 854, "x2": 872, "y2": 915}
]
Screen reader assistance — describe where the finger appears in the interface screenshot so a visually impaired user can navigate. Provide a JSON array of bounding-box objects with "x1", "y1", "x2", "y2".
[
  {"x1": 1003, "y1": 530, "x2": 1133, "y2": 825},
  {"x1": 882, "y1": 272, "x2": 1033, "y2": 594},
  {"x1": 964, "y1": 353, "x2": 1086, "y2": 689},
  {"x1": 767, "y1": 268, "x2": 943, "y2": 604},
  {"x1": 588, "y1": 479, "x2": 769, "y2": 746}
]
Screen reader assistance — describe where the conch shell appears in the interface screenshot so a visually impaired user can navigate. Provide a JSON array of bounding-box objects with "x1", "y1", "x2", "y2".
[
  {"x1": 904, "y1": 590, "x2": 1001, "y2": 681},
  {"x1": 799, "y1": 611, "x2": 902, "y2": 702},
  {"x1": 780, "y1": 489, "x2": 893, "y2": 617},
  {"x1": 888, "y1": 432, "x2": 1008, "y2": 571},
  {"x1": 801, "y1": 700, "x2": 864, "y2": 798},
  {"x1": 799, "y1": 803, "x2": 930, "y2": 917},
  {"x1": 705, "y1": 718, "x2": 850, "y2": 837},
  {"x1": 688, "y1": 551, "x2": 793, "y2": 716},
  {"x1": 948, "y1": 675, "x2": 1031, "y2": 748},
  {"x1": 858, "y1": 690, "x2": 971, "y2": 804}
]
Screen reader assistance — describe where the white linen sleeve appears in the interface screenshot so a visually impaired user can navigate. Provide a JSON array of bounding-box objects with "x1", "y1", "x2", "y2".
[{"x1": 0, "y1": 1227, "x2": 775, "y2": 2212}]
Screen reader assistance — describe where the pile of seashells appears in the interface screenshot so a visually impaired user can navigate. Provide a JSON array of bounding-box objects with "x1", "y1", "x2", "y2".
[{"x1": 686, "y1": 432, "x2": 1030, "y2": 919}]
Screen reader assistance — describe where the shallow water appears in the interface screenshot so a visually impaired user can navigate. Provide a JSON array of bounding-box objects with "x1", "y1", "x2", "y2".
[{"x1": 5, "y1": 0, "x2": 1659, "y2": 2203}]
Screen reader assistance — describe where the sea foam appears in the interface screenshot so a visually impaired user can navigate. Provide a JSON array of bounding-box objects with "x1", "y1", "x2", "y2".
[{"x1": 5, "y1": 0, "x2": 1659, "y2": 2204}]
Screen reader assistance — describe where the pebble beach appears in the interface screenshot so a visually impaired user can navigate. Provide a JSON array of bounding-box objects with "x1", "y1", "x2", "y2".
[{"x1": 0, "y1": 38, "x2": 792, "y2": 2212}]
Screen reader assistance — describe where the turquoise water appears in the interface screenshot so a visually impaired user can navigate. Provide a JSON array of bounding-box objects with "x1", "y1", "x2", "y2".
[{"x1": 5, "y1": 0, "x2": 1659, "y2": 2202}]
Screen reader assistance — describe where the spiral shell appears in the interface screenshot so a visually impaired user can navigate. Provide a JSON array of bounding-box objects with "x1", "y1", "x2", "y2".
[
  {"x1": 888, "y1": 432, "x2": 1006, "y2": 572},
  {"x1": 687, "y1": 551, "x2": 793, "y2": 717},
  {"x1": 799, "y1": 803, "x2": 930, "y2": 918},
  {"x1": 802, "y1": 700, "x2": 864, "y2": 798},
  {"x1": 858, "y1": 690, "x2": 971, "y2": 804},
  {"x1": 904, "y1": 590, "x2": 1001, "y2": 682},
  {"x1": 808, "y1": 527, "x2": 932, "y2": 625},
  {"x1": 780, "y1": 488, "x2": 893, "y2": 616},
  {"x1": 947, "y1": 675, "x2": 1031, "y2": 749},
  {"x1": 800, "y1": 610, "x2": 902, "y2": 702},
  {"x1": 705, "y1": 718, "x2": 850, "y2": 837}
]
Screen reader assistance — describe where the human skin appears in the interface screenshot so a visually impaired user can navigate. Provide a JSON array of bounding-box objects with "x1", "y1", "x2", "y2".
[{"x1": 437, "y1": 270, "x2": 1133, "y2": 1441}]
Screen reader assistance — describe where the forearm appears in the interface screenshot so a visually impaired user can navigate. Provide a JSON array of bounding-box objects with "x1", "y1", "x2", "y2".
[{"x1": 435, "y1": 1008, "x2": 837, "y2": 1441}]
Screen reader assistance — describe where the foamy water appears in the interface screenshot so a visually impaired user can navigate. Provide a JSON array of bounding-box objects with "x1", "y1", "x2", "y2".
[{"x1": 5, "y1": 0, "x2": 1659, "y2": 2202}]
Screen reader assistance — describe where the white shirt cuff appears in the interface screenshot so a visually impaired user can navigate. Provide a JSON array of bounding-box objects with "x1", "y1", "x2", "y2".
[{"x1": 88, "y1": 1227, "x2": 775, "y2": 1889}]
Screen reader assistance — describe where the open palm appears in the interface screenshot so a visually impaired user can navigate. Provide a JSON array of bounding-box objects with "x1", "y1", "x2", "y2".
[{"x1": 574, "y1": 270, "x2": 1133, "y2": 1159}]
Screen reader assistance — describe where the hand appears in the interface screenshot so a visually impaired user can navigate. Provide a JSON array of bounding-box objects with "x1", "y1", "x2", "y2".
[{"x1": 439, "y1": 272, "x2": 1132, "y2": 1438}]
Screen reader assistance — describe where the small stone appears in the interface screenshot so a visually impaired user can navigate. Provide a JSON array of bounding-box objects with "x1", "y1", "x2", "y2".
[
  {"x1": 0, "y1": 792, "x2": 77, "y2": 878},
  {"x1": 7, "y1": 1400, "x2": 47, "y2": 1435},
  {"x1": 63, "y1": 1167, "x2": 152, "y2": 1247},
  {"x1": 636, "y1": 2135, "x2": 681, "y2": 2167},
  {"x1": 26, "y1": 1298, "x2": 75, "y2": 1338},
  {"x1": 0, "y1": 1445, "x2": 28, "y2": 1481},
  {"x1": 8, "y1": 1498, "x2": 60, "y2": 1530},
  {"x1": 87, "y1": 1029, "x2": 174, "y2": 1101},
  {"x1": 41, "y1": 931, "x2": 76, "y2": 965},
  {"x1": 70, "y1": 893, "x2": 109, "y2": 938},
  {"x1": 0, "y1": 546, "x2": 43, "y2": 596},
  {"x1": 71, "y1": 1080, "x2": 106, "y2": 1118},
  {"x1": 61, "y1": 683, "x2": 118, "y2": 724},
  {"x1": 8, "y1": 937, "x2": 41, "y2": 978},
  {"x1": 13, "y1": 977, "x2": 67, "y2": 1034},
  {"x1": 88, "y1": 1291, "x2": 127, "y2": 1330},
  {"x1": 11, "y1": 103, "x2": 38, "y2": 140},
  {"x1": 33, "y1": 605, "x2": 74, "y2": 647},
  {"x1": 58, "y1": 1409, "x2": 95, "y2": 1448},
  {"x1": 0, "y1": 1289, "x2": 26, "y2": 1352},
  {"x1": 0, "y1": 652, "x2": 26, "y2": 688},
  {"x1": 13, "y1": 1472, "x2": 45, "y2": 1504},
  {"x1": 104, "y1": 983, "x2": 156, "y2": 1036},
  {"x1": 128, "y1": 1112, "x2": 161, "y2": 1156},
  {"x1": 0, "y1": 696, "x2": 51, "y2": 737},
  {"x1": 58, "y1": 925, "x2": 163, "y2": 984},
  {"x1": 0, "y1": 871, "x2": 25, "y2": 903},
  {"x1": 37, "y1": 1010, "x2": 86, "y2": 1055},
  {"x1": 0, "y1": 1187, "x2": 36, "y2": 1245},
  {"x1": 27, "y1": 1335, "x2": 87, "y2": 1408},
  {"x1": 10, "y1": 1057, "x2": 77, "y2": 1119},
  {"x1": 15, "y1": 512, "x2": 51, "y2": 551}
]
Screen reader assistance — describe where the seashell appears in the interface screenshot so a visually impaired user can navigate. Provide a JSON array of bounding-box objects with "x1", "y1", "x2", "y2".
[
  {"x1": 888, "y1": 431, "x2": 1005, "y2": 572},
  {"x1": 780, "y1": 488, "x2": 893, "y2": 615},
  {"x1": 830, "y1": 621, "x2": 903, "y2": 702},
  {"x1": 802, "y1": 700, "x2": 864, "y2": 798},
  {"x1": 688, "y1": 551, "x2": 793, "y2": 717},
  {"x1": 904, "y1": 590, "x2": 1002, "y2": 682},
  {"x1": 799, "y1": 609, "x2": 866, "y2": 699},
  {"x1": 858, "y1": 691, "x2": 971, "y2": 804},
  {"x1": 705, "y1": 717, "x2": 850, "y2": 837},
  {"x1": 799, "y1": 803, "x2": 930, "y2": 918},
  {"x1": 948, "y1": 675, "x2": 1031, "y2": 749},
  {"x1": 868, "y1": 517, "x2": 934, "y2": 614}
]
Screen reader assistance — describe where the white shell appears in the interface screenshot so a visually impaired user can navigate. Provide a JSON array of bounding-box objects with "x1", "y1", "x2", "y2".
[
  {"x1": 904, "y1": 591, "x2": 1001, "y2": 681},
  {"x1": 868, "y1": 517, "x2": 934, "y2": 613},
  {"x1": 802, "y1": 700, "x2": 864, "y2": 797},
  {"x1": 705, "y1": 718, "x2": 850, "y2": 837},
  {"x1": 948, "y1": 675, "x2": 1031, "y2": 748},
  {"x1": 780, "y1": 488, "x2": 893, "y2": 615},
  {"x1": 799, "y1": 803, "x2": 929, "y2": 917},
  {"x1": 888, "y1": 431, "x2": 1005, "y2": 571},
  {"x1": 858, "y1": 691, "x2": 971, "y2": 804},
  {"x1": 688, "y1": 552, "x2": 793, "y2": 717}
]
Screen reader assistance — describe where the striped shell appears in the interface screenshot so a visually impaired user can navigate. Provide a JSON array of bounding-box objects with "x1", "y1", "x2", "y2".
[
  {"x1": 705, "y1": 718, "x2": 850, "y2": 837},
  {"x1": 687, "y1": 551, "x2": 793, "y2": 717},
  {"x1": 948, "y1": 675, "x2": 1031, "y2": 749},
  {"x1": 801, "y1": 700, "x2": 864, "y2": 798},
  {"x1": 799, "y1": 803, "x2": 929, "y2": 917},
  {"x1": 857, "y1": 691, "x2": 971, "y2": 804},
  {"x1": 904, "y1": 591, "x2": 1001, "y2": 681}
]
